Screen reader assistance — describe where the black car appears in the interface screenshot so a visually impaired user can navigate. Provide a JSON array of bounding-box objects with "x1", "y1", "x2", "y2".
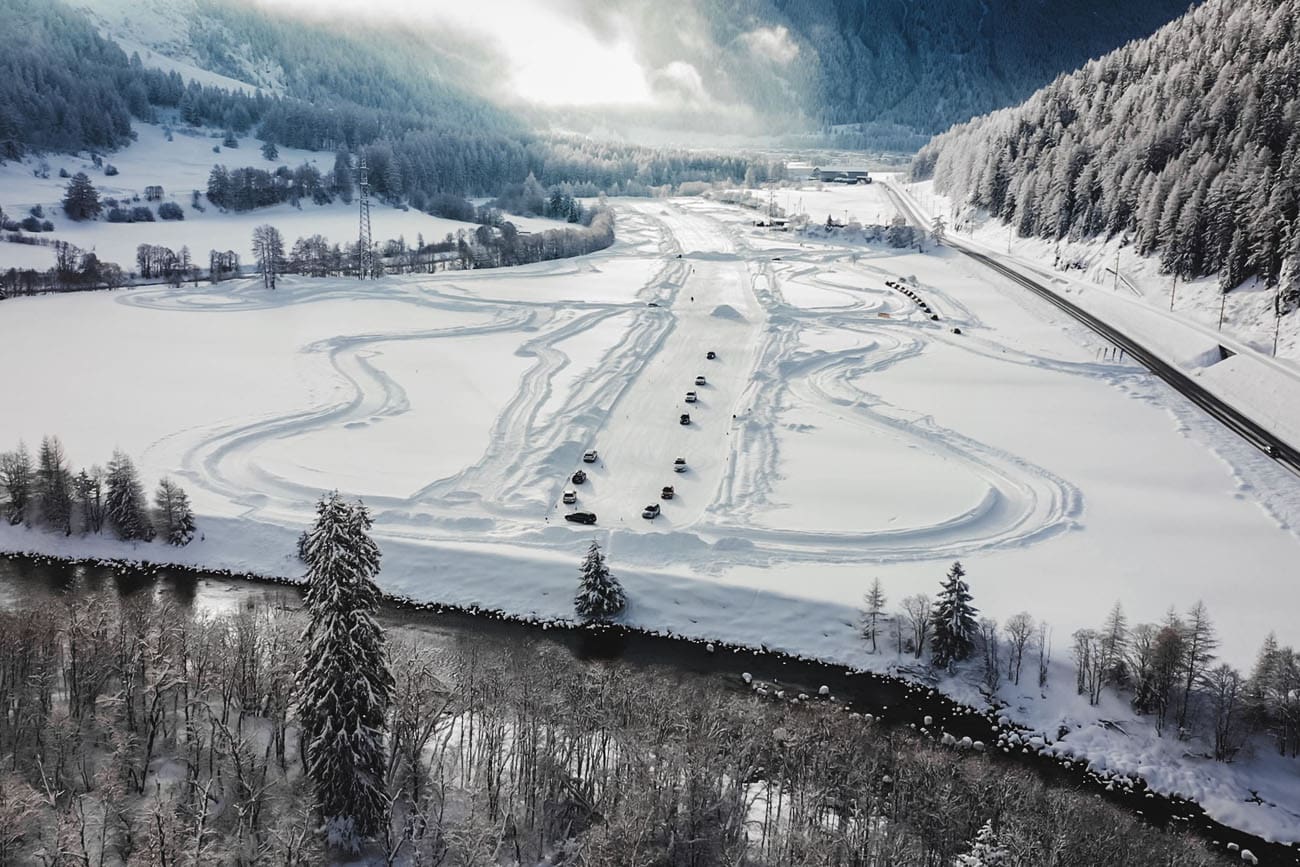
[
  {"x1": 564, "y1": 511, "x2": 597, "y2": 524},
  {"x1": 572, "y1": 469, "x2": 587, "y2": 484},
  {"x1": 679, "y1": 413, "x2": 691, "y2": 425},
  {"x1": 706, "y1": 351, "x2": 717, "y2": 360}
]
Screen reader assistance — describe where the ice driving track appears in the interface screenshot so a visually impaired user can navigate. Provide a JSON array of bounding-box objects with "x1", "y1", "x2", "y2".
[{"x1": 121, "y1": 201, "x2": 1083, "y2": 567}]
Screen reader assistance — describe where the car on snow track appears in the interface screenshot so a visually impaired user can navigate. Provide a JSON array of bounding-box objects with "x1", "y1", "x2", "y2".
[
  {"x1": 673, "y1": 457, "x2": 687, "y2": 472},
  {"x1": 679, "y1": 413, "x2": 691, "y2": 425},
  {"x1": 694, "y1": 375, "x2": 707, "y2": 386},
  {"x1": 571, "y1": 469, "x2": 587, "y2": 484},
  {"x1": 661, "y1": 486, "x2": 674, "y2": 499},
  {"x1": 685, "y1": 391, "x2": 697, "y2": 403},
  {"x1": 565, "y1": 511, "x2": 597, "y2": 524},
  {"x1": 583, "y1": 449, "x2": 598, "y2": 463},
  {"x1": 562, "y1": 489, "x2": 577, "y2": 504},
  {"x1": 706, "y1": 351, "x2": 717, "y2": 360},
  {"x1": 642, "y1": 503, "x2": 661, "y2": 519}
]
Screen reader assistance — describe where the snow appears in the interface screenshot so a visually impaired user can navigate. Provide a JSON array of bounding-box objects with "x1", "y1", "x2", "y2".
[
  {"x1": 887, "y1": 175, "x2": 1300, "y2": 451},
  {"x1": 0, "y1": 124, "x2": 566, "y2": 270},
  {"x1": 2, "y1": 189, "x2": 1300, "y2": 843},
  {"x1": 74, "y1": 0, "x2": 282, "y2": 95}
]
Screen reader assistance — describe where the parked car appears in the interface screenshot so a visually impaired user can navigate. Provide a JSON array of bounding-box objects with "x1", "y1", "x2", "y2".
[
  {"x1": 572, "y1": 469, "x2": 587, "y2": 484},
  {"x1": 706, "y1": 351, "x2": 717, "y2": 360},
  {"x1": 694, "y1": 375, "x2": 707, "y2": 386},
  {"x1": 673, "y1": 457, "x2": 687, "y2": 472},
  {"x1": 679, "y1": 413, "x2": 691, "y2": 425},
  {"x1": 562, "y1": 489, "x2": 577, "y2": 504},
  {"x1": 647, "y1": 301, "x2": 660, "y2": 307},
  {"x1": 583, "y1": 449, "x2": 598, "y2": 463},
  {"x1": 565, "y1": 511, "x2": 597, "y2": 524},
  {"x1": 642, "y1": 503, "x2": 661, "y2": 519},
  {"x1": 685, "y1": 391, "x2": 697, "y2": 403},
  {"x1": 661, "y1": 486, "x2": 675, "y2": 499}
]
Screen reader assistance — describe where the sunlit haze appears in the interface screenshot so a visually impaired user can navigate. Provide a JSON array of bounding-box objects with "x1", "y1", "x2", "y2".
[{"x1": 261, "y1": 0, "x2": 653, "y2": 106}]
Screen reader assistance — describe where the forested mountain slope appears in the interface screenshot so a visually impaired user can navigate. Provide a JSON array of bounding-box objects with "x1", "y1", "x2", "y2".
[
  {"x1": 0, "y1": 0, "x2": 779, "y2": 200},
  {"x1": 763, "y1": 0, "x2": 1197, "y2": 135},
  {"x1": 911, "y1": 0, "x2": 1300, "y2": 303}
]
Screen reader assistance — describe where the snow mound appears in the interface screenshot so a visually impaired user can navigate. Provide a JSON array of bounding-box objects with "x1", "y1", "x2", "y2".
[{"x1": 711, "y1": 304, "x2": 747, "y2": 322}]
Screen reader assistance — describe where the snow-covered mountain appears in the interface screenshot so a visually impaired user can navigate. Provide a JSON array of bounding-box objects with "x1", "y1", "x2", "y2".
[
  {"x1": 74, "y1": 0, "x2": 285, "y2": 95},
  {"x1": 912, "y1": 0, "x2": 1300, "y2": 315}
]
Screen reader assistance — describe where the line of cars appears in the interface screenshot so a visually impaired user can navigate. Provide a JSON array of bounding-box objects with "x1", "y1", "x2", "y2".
[
  {"x1": 562, "y1": 352, "x2": 718, "y2": 525},
  {"x1": 644, "y1": 353, "x2": 715, "y2": 520},
  {"x1": 885, "y1": 279, "x2": 939, "y2": 321}
]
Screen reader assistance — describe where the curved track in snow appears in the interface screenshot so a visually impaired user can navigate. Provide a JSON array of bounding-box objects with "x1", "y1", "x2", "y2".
[{"x1": 123, "y1": 199, "x2": 1089, "y2": 568}]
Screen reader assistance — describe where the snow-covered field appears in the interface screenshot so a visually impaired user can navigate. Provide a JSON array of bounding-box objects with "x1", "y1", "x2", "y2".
[
  {"x1": 0, "y1": 124, "x2": 562, "y2": 269},
  {"x1": 3, "y1": 186, "x2": 1300, "y2": 842},
  {"x1": 894, "y1": 175, "x2": 1300, "y2": 369}
]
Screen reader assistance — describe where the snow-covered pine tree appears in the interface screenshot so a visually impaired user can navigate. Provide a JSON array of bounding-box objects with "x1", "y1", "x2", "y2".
[
  {"x1": 105, "y1": 449, "x2": 153, "y2": 541},
  {"x1": 931, "y1": 561, "x2": 978, "y2": 669},
  {"x1": 0, "y1": 442, "x2": 34, "y2": 525},
  {"x1": 36, "y1": 435, "x2": 73, "y2": 534},
  {"x1": 153, "y1": 477, "x2": 196, "y2": 546},
  {"x1": 574, "y1": 540, "x2": 625, "y2": 621},
  {"x1": 956, "y1": 820, "x2": 1010, "y2": 866},
  {"x1": 61, "y1": 172, "x2": 101, "y2": 221},
  {"x1": 861, "y1": 577, "x2": 887, "y2": 653},
  {"x1": 74, "y1": 466, "x2": 105, "y2": 534},
  {"x1": 295, "y1": 492, "x2": 392, "y2": 850}
]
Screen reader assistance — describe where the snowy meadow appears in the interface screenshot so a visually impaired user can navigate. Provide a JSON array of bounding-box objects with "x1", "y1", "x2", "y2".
[{"x1": 2, "y1": 184, "x2": 1300, "y2": 844}]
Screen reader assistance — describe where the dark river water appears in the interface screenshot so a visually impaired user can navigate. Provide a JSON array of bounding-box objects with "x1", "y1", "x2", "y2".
[{"x1": 0, "y1": 553, "x2": 1293, "y2": 864}]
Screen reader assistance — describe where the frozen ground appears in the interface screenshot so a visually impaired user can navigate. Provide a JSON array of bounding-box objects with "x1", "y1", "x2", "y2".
[
  {"x1": 0, "y1": 124, "x2": 562, "y2": 269},
  {"x1": 2, "y1": 187, "x2": 1300, "y2": 842}
]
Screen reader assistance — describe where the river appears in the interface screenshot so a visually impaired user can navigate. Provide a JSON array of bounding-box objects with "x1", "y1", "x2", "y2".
[{"x1": 0, "y1": 553, "x2": 1291, "y2": 864}]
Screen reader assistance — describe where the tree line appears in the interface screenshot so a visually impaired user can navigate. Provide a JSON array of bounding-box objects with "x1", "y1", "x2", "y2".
[
  {"x1": 0, "y1": 241, "x2": 127, "y2": 298},
  {"x1": 859, "y1": 566, "x2": 1299, "y2": 763},
  {"x1": 248, "y1": 206, "x2": 616, "y2": 286},
  {"x1": 0, "y1": 502, "x2": 1228, "y2": 865},
  {"x1": 0, "y1": 436, "x2": 195, "y2": 546},
  {"x1": 911, "y1": 0, "x2": 1300, "y2": 309}
]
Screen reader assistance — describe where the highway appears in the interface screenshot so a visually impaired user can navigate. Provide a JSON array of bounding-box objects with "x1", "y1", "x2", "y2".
[{"x1": 883, "y1": 181, "x2": 1300, "y2": 475}]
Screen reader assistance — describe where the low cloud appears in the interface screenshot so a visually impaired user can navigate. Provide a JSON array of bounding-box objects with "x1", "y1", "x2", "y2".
[{"x1": 739, "y1": 25, "x2": 799, "y2": 66}]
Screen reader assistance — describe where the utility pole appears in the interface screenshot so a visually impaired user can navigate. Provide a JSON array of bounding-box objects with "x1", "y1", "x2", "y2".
[
  {"x1": 1274, "y1": 291, "x2": 1283, "y2": 356},
  {"x1": 1218, "y1": 290, "x2": 1227, "y2": 331},
  {"x1": 1113, "y1": 248, "x2": 1120, "y2": 292},
  {"x1": 357, "y1": 152, "x2": 373, "y2": 280},
  {"x1": 1169, "y1": 271, "x2": 1178, "y2": 311}
]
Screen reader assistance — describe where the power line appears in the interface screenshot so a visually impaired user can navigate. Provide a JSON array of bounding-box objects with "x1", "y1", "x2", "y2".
[{"x1": 357, "y1": 153, "x2": 373, "y2": 279}]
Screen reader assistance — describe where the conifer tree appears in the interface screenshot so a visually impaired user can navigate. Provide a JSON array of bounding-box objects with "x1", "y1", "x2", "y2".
[
  {"x1": 35, "y1": 435, "x2": 73, "y2": 534},
  {"x1": 0, "y1": 442, "x2": 34, "y2": 525},
  {"x1": 295, "y1": 492, "x2": 392, "y2": 850},
  {"x1": 956, "y1": 820, "x2": 1010, "y2": 866},
  {"x1": 61, "y1": 172, "x2": 101, "y2": 221},
  {"x1": 574, "y1": 540, "x2": 625, "y2": 621},
  {"x1": 931, "y1": 561, "x2": 978, "y2": 669},
  {"x1": 861, "y1": 577, "x2": 887, "y2": 653},
  {"x1": 105, "y1": 449, "x2": 153, "y2": 541},
  {"x1": 153, "y1": 477, "x2": 196, "y2": 546},
  {"x1": 74, "y1": 467, "x2": 105, "y2": 534}
]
